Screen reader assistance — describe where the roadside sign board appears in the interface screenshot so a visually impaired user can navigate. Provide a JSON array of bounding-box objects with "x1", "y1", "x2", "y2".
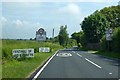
[
  {"x1": 106, "y1": 30, "x2": 113, "y2": 41},
  {"x1": 39, "y1": 47, "x2": 50, "y2": 52},
  {"x1": 108, "y1": 28, "x2": 114, "y2": 34},
  {"x1": 36, "y1": 28, "x2": 46, "y2": 41},
  {"x1": 38, "y1": 28, "x2": 44, "y2": 35},
  {"x1": 12, "y1": 49, "x2": 34, "y2": 58}
]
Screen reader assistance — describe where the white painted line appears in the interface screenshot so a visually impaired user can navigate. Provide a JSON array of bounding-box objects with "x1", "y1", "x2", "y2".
[
  {"x1": 32, "y1": 50, "x2": 59, "y2": 80},
  {"x1": 69, "y1": 53, "x2": 72, "y2": 56},
  {"x1": 56, "y1": 53, "x2": 72, "y2": 57},
  {"x1": 85, "y1": 58, "x2": 102, "y2": 69},
  {"x1": 109, "y1": 73, "x2": 112, "y2": 74},
  {"x1": 76, "y1": 53, "x2": 82, "y2": 57}
]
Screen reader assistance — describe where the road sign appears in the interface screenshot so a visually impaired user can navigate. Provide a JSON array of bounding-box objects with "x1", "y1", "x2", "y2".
[
  {"x1": 12, "y1": 49, "x2": 34, "y2": 58},
  {"x1": 38, "y1": 28, "x2": 44, "y2": 35},
  {"x1": 36, "y1": 28, "x2": 46, "y2": 41},
  {"x1": 39, "y1": 47, "x2": 50, "y2": 52},
  {"x1": 106, "y1": 30, "x2": 113, "y2": 41},
  {"x1": 108, "y1": 28, "x2": 114, "y2": 34}
]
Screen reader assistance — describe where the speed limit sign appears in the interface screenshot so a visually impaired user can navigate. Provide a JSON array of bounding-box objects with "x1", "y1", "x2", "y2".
[
  {"x1": 38, "y1": 28, "x2": 44, "y2": 35},
  {"x1": 108, "y1": 28, "x2": 114, "y2": 34}
]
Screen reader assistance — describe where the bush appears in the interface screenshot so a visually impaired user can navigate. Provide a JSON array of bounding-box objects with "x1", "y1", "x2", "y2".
[
  {"x1": 111, "y1": 27, "x2": 120, "y2": 53},
  {"x1": 100, "y1": 35, "x2": 107, "y2": 51},
  {"x1": 100, "y1": 27, "x2": 120, "y2": 53}
]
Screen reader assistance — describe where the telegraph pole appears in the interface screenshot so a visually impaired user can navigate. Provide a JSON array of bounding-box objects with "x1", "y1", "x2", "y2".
[{"x1": 52, "y1": 28, "x2": 54, "y2": 43}]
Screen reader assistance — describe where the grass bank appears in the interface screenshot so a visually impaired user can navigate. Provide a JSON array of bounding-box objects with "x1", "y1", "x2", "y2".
[
  {"x1": 2, "y1": 40, "x2": 63, "y2": 78},
  {"x1": 78, "y1": 47, "x2": 120, "y2": 59}
]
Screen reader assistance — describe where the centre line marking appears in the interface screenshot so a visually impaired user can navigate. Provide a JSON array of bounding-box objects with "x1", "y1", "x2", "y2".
[
  {"x1": 76, "y1": 53, "x2": 82, "y2": 57},
  {"x1": 85, "y1": 58, "x2": 102, "y2": 69},
  {"x1": 33, "y1": 50, "x2": 59, "y2": 80}
]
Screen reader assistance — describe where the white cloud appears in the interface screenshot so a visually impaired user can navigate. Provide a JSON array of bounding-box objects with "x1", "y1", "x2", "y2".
[
  {"x1": 2, "y1": 16, "x2": 45, "y2": 39},
  {"x1": 13, "y1": 20, "x2": 22, "y2": 25},
  {"x1": 1, "y1": 16, "x2": 7, "y2": 22},
  {"x1": 58, "y1": 4, "x2": 81, "y2": 16}
]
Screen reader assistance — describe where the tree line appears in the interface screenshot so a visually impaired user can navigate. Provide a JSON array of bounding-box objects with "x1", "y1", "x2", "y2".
[
  {"x1": 56, "y1": 5, "x2": 120, "y2": 53},
  {"x1": 71, "y1": 5, "x2": 120, "y2": 53}
]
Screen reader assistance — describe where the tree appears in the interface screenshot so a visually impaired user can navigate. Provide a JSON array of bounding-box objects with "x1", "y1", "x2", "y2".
[
  {"x1": 58, "y1": 25, "x2": 69, "y2": 47},
  {"x1": 54, "y1": 36, "x2": 59, "y2": 42},
  {"x1": 81, "y1": 12, "x2": 110, "y2": 43},
  {"x1": 71, "y1": 31, "x2": 84, "y2": 43},
  {"x1": 71, "y1": 31, "x2": 86, "y2": 47},
  {"x1": 100, "y1": 5, "x2": 120, "y2": 28}
]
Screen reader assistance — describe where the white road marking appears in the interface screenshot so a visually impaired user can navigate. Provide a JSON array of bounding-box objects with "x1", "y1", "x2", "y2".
[
  {"x1": 109, "y1": 73, "x2": 112, "y2": 74},
  {"x1": 85, "y1": 58, "x2": 102, "y2": 69},
  {"x1": 76, "y1": 53, "x2": 82, "y2": 57},
  {"x1": 33, "y1": 50, "x2": 59, "y2": 80},
  {"x1": 56, "y1": 53, "x2": 72, "y2": 57}
]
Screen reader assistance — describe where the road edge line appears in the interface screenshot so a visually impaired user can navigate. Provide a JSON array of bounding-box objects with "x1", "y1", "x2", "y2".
[{"x1": 32, "y1": 50, "x2": 59, "y2": 80}]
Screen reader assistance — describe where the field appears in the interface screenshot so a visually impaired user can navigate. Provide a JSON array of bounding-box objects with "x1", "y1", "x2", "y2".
[{"x1": 2, "y1": 39, "x2": 63, "y2": 78}]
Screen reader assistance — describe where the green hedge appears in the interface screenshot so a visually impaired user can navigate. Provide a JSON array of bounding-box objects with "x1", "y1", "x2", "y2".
[
  {"x1": 100, "y1": 27, "x2": 120, "y2": 53},
  {"x1": 111, "y1": 27, "x2": 120, "y2": 53}
]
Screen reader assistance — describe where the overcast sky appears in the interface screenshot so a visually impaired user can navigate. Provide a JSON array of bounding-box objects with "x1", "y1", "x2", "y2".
[{"x1": 1, "y1": 0, "x2": 119, "y2": 39}]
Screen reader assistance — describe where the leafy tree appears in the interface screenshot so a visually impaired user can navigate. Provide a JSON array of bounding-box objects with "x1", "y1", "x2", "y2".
[
  {"x1": 81, "y1": 12, "x2": 110, "y2": 43},
  {"x1": 67, "y1": 39, "x2": 77, "y2": 47},
  {"x1": 54, "y1": 36, "x2": 59, "y2": 42},
  {"x1": 71, "y1": 31, "x2": 86, "y2": 47},
  {"x1": 100, "y1": 5, "x2": 120, "y2": 28},
  {"x1": 71, "y1": 31, "x2": 83, "y2": 43},
  {"x1": 58, "y1": 25, "x2": 69, "y2": 47}
]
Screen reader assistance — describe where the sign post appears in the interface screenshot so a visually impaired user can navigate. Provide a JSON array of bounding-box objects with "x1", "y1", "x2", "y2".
[
  {"x1": 36, "y1": 28, "x2": 50, "y2": 53},
  {"x1": 36, "y1": 28, "x2": 46, "y2": 49},
  {"x1": 106, "y1": 28, "x2": 114, "y2": 51}
]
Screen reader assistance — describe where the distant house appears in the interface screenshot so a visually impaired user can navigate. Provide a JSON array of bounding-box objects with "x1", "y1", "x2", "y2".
[{"x1": 118, "y1": 1, "x2": 120, "y2": 5}]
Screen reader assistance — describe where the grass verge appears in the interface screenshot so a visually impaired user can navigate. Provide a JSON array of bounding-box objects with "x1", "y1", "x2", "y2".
[
  {"x1": 78, "y1": 47, "x2": 120, "y2": 59},
  {"x1": 95, "y1": 51, "x2": 120, "y2": 59},
  {"x1": 2, "y1": 52, "x2": 56, "y2": 78},
  {"x1": 2, "y1": 40, "x2": 63, "y2": 78}
]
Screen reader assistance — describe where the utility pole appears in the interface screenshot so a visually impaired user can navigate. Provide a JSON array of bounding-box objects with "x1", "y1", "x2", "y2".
[{"x1": 52, "y1": 28, "x2": 54, "y2": 43}]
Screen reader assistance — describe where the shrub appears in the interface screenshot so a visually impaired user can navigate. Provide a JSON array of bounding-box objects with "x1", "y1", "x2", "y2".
[
  {"x1": 111, "y1": 27, "x2": 120, "y2": 53},
  {"x1": 100, "y1": 27, "x2": 120, "y2": 53},
  {"x1": 100, "y1": 35, "x2": 107, "y2": 51}
]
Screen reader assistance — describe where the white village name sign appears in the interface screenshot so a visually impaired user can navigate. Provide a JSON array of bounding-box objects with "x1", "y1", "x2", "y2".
[
  {"x1": 13, "y1": 49, "x2": 34, "y2": 58},
  {"x1": 39, "y1": 47, "x2": 50, "y2": 52}
]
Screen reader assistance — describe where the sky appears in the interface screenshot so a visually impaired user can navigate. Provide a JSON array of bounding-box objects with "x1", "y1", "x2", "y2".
[{"x1": 0, "y1": 0, "x2": 119, "y2": 39}]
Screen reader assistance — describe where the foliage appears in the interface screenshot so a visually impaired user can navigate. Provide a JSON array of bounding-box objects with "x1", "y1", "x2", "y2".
[
  {"x1": 71, "y1": 31, "x2": 83, "y2": 43},
  {"x1": 67, "y1": 39, "x2": 77, "y2": 47},
  {"x1": 71, "y1": 31, "x2": 87, "y2": 47},
  {"x1": 100, "y1": 5, "x2": 120, "y2": 28},
  {"x1": 100, "y1": 27, "x2": 120, "y2": 53},
  {"x1": 100, "y1": 35, "x2": 107, "y2": 51},
  {"x1": 81, "y1": 12, "x2": 110, "y2": 43},
  {"x1": 2, "y1": 40, "x2": 63, "y2": 78},
  {"x1": 111, "y1": 27, "x2": 120, "y2": 53},
  {"x1": 2, "y1": 40, "x2": 63, "y2": 60},
  {"x1": 58, "y1": 25, "x2": 69, "y2": 47},
  {"x1": 54, "y1": 36, "x2": 59, "y2": 42}
]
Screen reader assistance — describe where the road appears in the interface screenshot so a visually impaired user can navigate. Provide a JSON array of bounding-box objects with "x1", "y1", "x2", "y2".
[{"x1": 32, "y1": 47, "x2": 119, "y2": 79}]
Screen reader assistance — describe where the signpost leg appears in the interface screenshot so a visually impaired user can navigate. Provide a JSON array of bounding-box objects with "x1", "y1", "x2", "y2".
[
  {"x1": 43, "y1": 41, "x2": 45, "y2": 47},
  {"x1": 107, "y1": 41, "x2": 109, "y2": 51},
  {"x1": 38, "y1": 41, "x2": 39, "y2": 48}
]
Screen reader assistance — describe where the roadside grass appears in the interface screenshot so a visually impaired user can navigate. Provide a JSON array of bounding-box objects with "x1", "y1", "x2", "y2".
[
  {"x1": 78, "y1": 47, "x2": 120, "y2": 59},
  {"x1": 2, "y1": 52, "x2": 54, "y2": 78},
  {"x1": 95, "y1": 51, "x2": 120, "y2": 59},
  {"x1": 2, "y1": 39, "x2": 63, "y2": 78}
]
